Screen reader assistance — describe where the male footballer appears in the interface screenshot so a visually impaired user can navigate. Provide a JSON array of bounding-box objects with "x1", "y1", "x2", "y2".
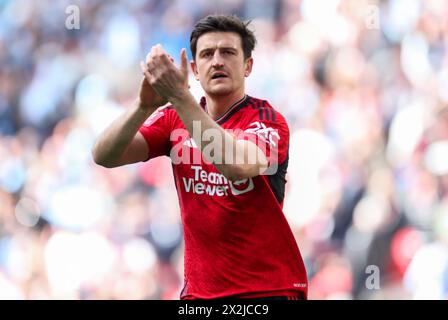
[{"x1": 93, "y1": 14, "x2": 308, "y2": 300}]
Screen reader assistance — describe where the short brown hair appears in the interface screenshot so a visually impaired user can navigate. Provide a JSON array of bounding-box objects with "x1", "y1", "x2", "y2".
[{"x1": 190, "y1": 14, "x2": 257, "y2": 61}]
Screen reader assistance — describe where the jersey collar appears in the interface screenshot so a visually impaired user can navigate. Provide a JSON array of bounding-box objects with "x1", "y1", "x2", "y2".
[{"x1": 200, "y1": 95, "x2": 249, "y2": 125}]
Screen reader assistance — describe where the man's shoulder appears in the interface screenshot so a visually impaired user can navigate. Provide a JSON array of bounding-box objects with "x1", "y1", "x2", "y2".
[
  {"x1": 154, "y1": 104, "x2": 180, "y2": 120},
  {"x1": 142, "y1": 104, "x2": 176, "y2": 127},
  {"x1": 157, "y1": 104, "x2": 176, "y2": 113},
  {"x1": 244, "y1": 95, "x2": 288, "y2": 125}
]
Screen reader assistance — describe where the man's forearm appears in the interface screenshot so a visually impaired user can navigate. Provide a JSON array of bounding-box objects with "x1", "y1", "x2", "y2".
[
  {"x1": 92, "y1": 99, "x2": 155, "y2": 166},
  {"x1": 171, "y1": 92, "x2": 266, "y2": 180}
]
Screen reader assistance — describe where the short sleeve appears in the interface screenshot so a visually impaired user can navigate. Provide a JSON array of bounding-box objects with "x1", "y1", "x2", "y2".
[
  {"x1": 237, "y1": 108, "x2": 290, "y2": 171},
  {"x1": 138, "y1": 106, "x2": 172, "y2": 160}
]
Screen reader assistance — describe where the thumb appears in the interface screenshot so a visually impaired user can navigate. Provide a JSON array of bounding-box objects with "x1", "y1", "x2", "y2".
[{"x1": 180, "y1": 48, "x2": 188, "y2": 77}]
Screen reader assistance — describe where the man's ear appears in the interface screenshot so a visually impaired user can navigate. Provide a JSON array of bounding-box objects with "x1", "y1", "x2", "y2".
[
  {"x1": 191, "y1": 59, "x2": 200, "y2": 81},
  {"x1": 244, "y1": 57, "x2": 253, "y2": 77}
]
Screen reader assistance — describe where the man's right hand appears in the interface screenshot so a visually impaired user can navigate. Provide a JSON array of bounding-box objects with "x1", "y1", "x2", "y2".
[
  {"x1": 137, "y1": 75, "x2": 168, "y2": 110},
  {"x1": 139, "y1": 50, "x2": 177, "y2": 110}
]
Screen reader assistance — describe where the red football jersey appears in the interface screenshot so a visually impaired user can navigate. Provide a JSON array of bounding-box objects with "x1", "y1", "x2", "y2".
[{"x1": 138, "y1": 95, "x2": 308, "y2": 299}]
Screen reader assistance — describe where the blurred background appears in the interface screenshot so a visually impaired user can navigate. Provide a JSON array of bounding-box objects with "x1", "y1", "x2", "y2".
[{"x1": 1, "y1": 0, "x2": 448, "y2": 299}]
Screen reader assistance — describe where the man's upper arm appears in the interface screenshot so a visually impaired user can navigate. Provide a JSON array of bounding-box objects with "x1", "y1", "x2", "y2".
[
  {"x1": 116, "y1": 132, "x2": 150, "y2": 165},
  {"x1": 98, "y1": 131, "x2": 149, "y2": 168},
  {"x1": 105, "y1": 105, "x2": 172, "y2": 167}
]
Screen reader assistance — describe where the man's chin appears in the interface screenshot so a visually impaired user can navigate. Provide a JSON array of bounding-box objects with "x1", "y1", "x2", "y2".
[{"x1": 207, "y1": 86, "x2": 233, "y2": 96}]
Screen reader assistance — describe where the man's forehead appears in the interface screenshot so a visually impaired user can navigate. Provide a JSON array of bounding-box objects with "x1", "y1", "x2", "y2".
[{"x1": 197, "y1": 32, "x2": 242, "y2": 50}]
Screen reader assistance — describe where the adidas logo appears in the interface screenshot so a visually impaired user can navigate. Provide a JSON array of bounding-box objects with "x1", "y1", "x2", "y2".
[{"x1": 183, "y1": 138, "x2": 198, "y2": 149}]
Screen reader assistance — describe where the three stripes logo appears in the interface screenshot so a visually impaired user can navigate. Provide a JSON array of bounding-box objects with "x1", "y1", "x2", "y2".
[
  {"x1": 143, "y1": 109, "x2": 165, "y2": 127},
  {"x1": 183, "y1": 138, "x2": 198, "y2": 149},
  {"x1": 248, "y1": 99, "x2": 276, "y2": 122}
]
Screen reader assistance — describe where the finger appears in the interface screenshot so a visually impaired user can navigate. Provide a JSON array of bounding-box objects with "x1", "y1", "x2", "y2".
[
  {"x1": 140, "y1": 61, "x2": 147, "y2": 74},
  {"x1": 146, "y1": 59, "x2": 158, "y2": 76},
  {"x1": 155, "y1": 45, "x2": 172, "y2": 66},
  {"x1": 153, "y1": 44, "x2": 164, "y2": 60},
  {"x1": 140, "y1": 61, "x2": 153, "y2": 81},
  {"x1": 159, "y1": 53, "x2": 173, "y2": 67},
  {"x1": 148, "y1": 46, "x2": 157, "y2": 65},
  {"x1": 143, "y1": 58, "x2": 152, "y2": 73},
  {"x1": 151, "y1": 44, "x2": 170, "y2": 68},
  {"x1": 143, "y1": 69, "x2": 153, "y2": 82},
  {"x1": 180, "y1": 48, "x2": 188, "y2": 77},
  {"x1": 155, "y1": 44, "x2": 165, "y2": 55}
]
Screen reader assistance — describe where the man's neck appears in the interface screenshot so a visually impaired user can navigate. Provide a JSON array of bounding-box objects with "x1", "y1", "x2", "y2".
[{"x1": 205, "y1": 90, "x2": 246, "y2": 121}]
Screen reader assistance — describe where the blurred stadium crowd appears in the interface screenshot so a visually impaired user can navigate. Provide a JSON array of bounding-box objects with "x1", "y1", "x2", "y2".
[{"x1": 1, "y1": 0, "x2": 448, "y2": 299}]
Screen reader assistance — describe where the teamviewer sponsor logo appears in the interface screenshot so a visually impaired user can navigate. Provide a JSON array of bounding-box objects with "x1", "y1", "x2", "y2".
[
  {"x1": 182, "y1": 166, "x2": 254, "y2": 196},
  {"x1": 228, "y1": 178, "x2": 254, "y2": 195}
]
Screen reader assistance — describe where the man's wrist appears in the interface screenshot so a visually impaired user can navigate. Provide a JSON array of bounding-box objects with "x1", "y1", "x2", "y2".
[
  {"x1": 170, "y1": 89, "x2": 194, "y2": 108},
  {"x1": 135, "y1": 99, "x2": 158, "y2": 115}
]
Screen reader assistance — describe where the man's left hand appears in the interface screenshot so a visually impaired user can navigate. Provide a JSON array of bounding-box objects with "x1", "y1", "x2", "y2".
[{"x1": 142, "y1": 44, "x2": 189, "y2": 103}]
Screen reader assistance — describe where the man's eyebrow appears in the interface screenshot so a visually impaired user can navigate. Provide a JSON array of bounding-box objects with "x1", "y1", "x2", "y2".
[{"x1": 199, "y1": 47, "x2": 237, "y2": 54}]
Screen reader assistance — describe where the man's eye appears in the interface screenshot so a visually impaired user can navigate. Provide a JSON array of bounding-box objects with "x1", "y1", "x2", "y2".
[{"x1": 203, "y1": 52, "x2": 212, "y2": 57}]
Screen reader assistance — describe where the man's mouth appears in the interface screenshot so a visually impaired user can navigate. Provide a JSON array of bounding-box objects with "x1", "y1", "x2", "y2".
[{"x1": 211, "y1": 73, "x2": 228, "y2": 80}]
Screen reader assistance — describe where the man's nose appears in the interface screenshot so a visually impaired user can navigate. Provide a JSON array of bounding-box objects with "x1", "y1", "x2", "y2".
[{"x1": 212, "y1": 52, "x2": 224, "y2": 67}]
